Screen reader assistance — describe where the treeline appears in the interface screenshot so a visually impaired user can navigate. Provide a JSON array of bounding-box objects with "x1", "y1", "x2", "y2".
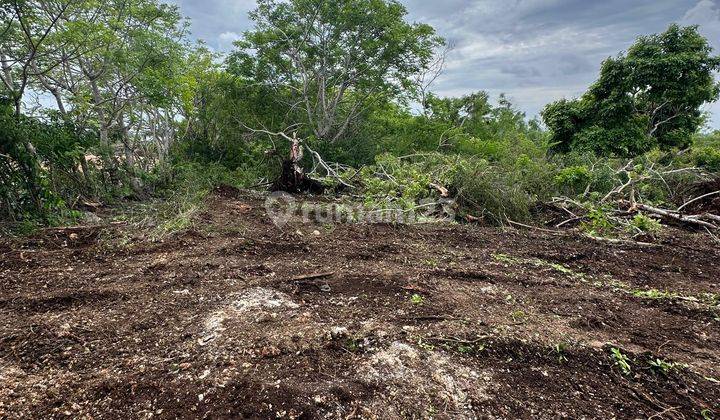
[
  {"x1": 1, "y1": 0, "x2": 719, "y2": 232},
  {"x1": 0, "y1": 0, "x2": 212, "y2": 223}
]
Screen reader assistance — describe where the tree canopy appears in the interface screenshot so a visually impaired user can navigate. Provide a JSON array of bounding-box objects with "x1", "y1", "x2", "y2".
[
  {"x1": 542, "y1": 24, "x2": 720, "y2": 156},
  {"x1": 227, "y1": 0, "x2": 444, "y2": 143}
]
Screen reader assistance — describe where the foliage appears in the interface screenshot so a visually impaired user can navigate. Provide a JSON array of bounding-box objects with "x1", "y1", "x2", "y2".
[
  {"x1": 692, "y1": 132, "x2": 720, "y2": 171},
  {"x1": 0, "y1": 98, "x2": 103, "y2": 223},
  {"x1": 355, "y1": 140, "x2": 555, "y2": 224},
  {"x1": 228, "y1": 0, "x2": 444, "y2": 143},
  {"x1": 610, "y1": 347, "x2": 632, "y2": 375},
  {"x1": 648, "y1": 358, "x2": 686, "y2": 375},
  {"x1": 628, "y1": 213, "x2": 663, "y2": 234},
  {"x1": 632, "y1": 289, "x2": 676, "y2": 300},
  {"x1": 555, "y1": 165, "x2": 592, "y2": 196},
  {"x1": 543, "y1": 25, "x2": 720, "y2": 156},
  {"x1": 579, "y1": 206, "x2": 615, "y2": 236},
  {"x1": 174, "y1": 72, "x2": 279, "y2": 177},
  {"x1": 410, "y1": 294, "x2": 425, "y2": 305}
]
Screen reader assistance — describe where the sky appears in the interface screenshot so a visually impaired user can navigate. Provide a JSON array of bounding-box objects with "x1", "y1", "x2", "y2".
[{"x1": 168, "y1": 0, "x2": 720, "y2": 129}]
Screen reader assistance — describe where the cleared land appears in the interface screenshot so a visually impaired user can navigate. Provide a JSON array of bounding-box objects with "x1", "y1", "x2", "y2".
[{"x1": 1, "y1": 188, "x2": 719, "y2": 418}]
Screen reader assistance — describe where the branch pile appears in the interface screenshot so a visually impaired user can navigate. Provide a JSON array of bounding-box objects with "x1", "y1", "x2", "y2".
[{"x1": 548, "y1": 158, "x2": 720, "y2": 238}]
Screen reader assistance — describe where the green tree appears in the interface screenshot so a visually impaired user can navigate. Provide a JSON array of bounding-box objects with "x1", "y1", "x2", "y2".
[
  {"x1": 227, "y1": 0, "x2": 444, "y2": 143},
  {"x1": 543, "y1": 24, "x2": 720, "y2": 156},
  {"x1": 0, "y1": 0, "x2": 196, "y2": 218}
]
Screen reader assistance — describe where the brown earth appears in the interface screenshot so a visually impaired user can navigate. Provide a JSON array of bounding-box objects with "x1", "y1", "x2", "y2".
[{"x1": 1, "y1": 189, "x2": 719, "y2": 419}]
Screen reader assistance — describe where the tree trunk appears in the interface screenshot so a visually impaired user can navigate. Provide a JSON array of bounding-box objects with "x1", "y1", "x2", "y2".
[{"x1": 90, "y1": 79, "x2": 109, "y2": 144}]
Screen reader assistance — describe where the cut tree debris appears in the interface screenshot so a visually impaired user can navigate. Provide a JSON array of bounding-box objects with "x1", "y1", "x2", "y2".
[
  {"x1": 291, "y1": 271, "x2": 336, "y2": 281},
  {"x1": 625, "y1": 201, "x2": 719, "y2": 230}
]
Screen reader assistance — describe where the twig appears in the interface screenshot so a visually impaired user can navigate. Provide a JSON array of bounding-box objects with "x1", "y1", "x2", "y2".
[
  {"x1": 291, "y1": 271, "x2": 335, "y2": 281},
  {"x1": 647, "y1": 406, "x2": 680, "y2": 420},
  {"x1": 704, "y1": 227, "x2": 720, "y2": 244},
  {"x1": 556, "y1": 216, "x2": 583, "y2": 228},
  {"x1": 677, "y1": 190, "x2": 720, "y2": 212},
  {"x1": 246, "y1": 181, "x2": 273, "y2": 190},
  {"x1": 584, "y1": 235, "x2": 660, "y2": 248}
]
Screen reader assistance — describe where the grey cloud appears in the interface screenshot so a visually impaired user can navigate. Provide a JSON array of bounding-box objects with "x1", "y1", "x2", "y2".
[
  {"x1": 171, "y1": 0, "x2": 720, "y2": 128},
  {"x1": 500, "y1": 64, "x2": 542, "y2": 78},
  {"x1": 557, "y1": 54, "x2": 595, "y2": 76}
]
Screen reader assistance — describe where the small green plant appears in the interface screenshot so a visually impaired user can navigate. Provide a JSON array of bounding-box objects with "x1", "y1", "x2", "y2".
[
  {"x1": 628, "y1": 213, "x2": 662, "y2": 234},
  {"x1": 457, "y1": 344, "x2": 474, "y2": 354},
  {"x1": 700, "y1": 293, "x2": 719, "y2": 307},
  {"x1": 581, "y1": 206, "x2": 616, "y2": 237},
  {"x1": 493, "y1": 253, "x2": 519, "y2": 264},
  {"x1": 554, "y1": 343, "x2": 569, "y2": 363},
  {"x1": 416, "y1": 338, "x2": 435, "y2": 351},
  {"x1": 610, "y1": 347, "x2": 632, "y2": 375},
  {"x1": 510, "y1": 310, "x2": 527, "y2": 323},
  {"x1": 410, "y1": 294, "x2": 425, "y2": 305},
  {"x1": 632, "y1": 289, "x2": 676, "y2": 300},
  {"x1": 701, "y1": 409, "x2": 715, "y2": 420},
  {"x1": 344, "y1": 338, "x2": 363, "y2": 353},
  {"x1": 422, "y1": 258, "x2": 439, "y2": 268},
  {"x1": 648, "y1": 358, "x2": 686, "y2": 375}
]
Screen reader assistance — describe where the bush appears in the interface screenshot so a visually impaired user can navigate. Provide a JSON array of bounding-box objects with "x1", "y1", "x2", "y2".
[
  {"x1": 555, "y1": 165, "x2": 592, "y2": 196},
  {"x1": 578, "y1": 206, "x2": 611, "y2": 236},
  {"x1": 693, "y1": 147, "x2": 720, "y2": 172},
  {"x1": 356, "y1": 152, "x2": 553, "y2": 225},
  {"x1": 452, "y1": 160, "x2": 536, "y2": 224},
  {"x1": 628, "y1": 213, "x2": 663, "y2": 234}
]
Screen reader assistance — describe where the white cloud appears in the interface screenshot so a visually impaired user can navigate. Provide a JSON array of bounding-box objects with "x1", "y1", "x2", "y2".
[
  {"x1": 681, "y1": 0, "x2": 720, "y2": 130},
  {"x1": 217, "y1": 31, "x2": 242, "y2": 51},
  {"x1": 681, "y1": 0, "x2": 720, "y2": 45}
]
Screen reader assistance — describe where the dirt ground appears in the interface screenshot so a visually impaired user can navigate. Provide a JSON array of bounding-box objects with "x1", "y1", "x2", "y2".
[{"x1": 1, "y1": 188, "x2": 719, "y2": 419}]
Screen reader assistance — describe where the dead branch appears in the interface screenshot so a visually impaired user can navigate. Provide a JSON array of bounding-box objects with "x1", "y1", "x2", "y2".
[
  {"x1": 699, "y1": 213, "x2": 720, "y2": 224},
  {"x1": 584, "y1": 235, "x2": 660, "y2": 248},
  {"x1": 304, "y1": 144, "x2": 355, "y2": 189},
  {"x1": 291, "y1": 271, "x2": 335, "y2": 281},
  {"x1": 429, "y1": 182, "x2": 449, "y2": 197},
  {"x1": 556, "y1": 216, "x2": 583, "y2": 228},
  {"x1": 627, "y1": 202, "x2": 718, "y2": 230},
  {"x1": 677, "y1": 190, "x2": 720, "y2": 213}
]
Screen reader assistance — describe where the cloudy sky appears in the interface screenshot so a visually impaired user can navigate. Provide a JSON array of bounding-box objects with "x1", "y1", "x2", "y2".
[{"x1": 168, "y1": 0, "x2": 720, "y2": 129}]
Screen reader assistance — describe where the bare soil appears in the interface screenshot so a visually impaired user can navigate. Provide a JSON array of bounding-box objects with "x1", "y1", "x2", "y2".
[{"x1": 1, "y1": 189, "x2": 719, "y2": 419}]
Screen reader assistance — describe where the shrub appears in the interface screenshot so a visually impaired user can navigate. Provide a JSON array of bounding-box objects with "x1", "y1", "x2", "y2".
[
  {"x1": 628, "y1": 213, "x2": 663, "y2": 234},
  {"x1": 555, "y1": 165, "x2": 592, "y2": 196},
  {"x1": 580, "y1": 206, "x2": 616, "y2": 236},
  {"x1": 356, "y1": 152, "x2": 548, "y2": 224},
  {"x1": 452, "y1": 160, "x2": 535, "y2": 224},
  {"x1": 693, "y1": 147, "x2": 720, "y2": 172}
]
